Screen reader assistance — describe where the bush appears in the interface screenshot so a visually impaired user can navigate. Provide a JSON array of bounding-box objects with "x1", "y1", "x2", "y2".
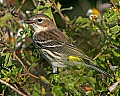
[{"x1": 0, "y1": 0, "x2": 119, "y2": 95}]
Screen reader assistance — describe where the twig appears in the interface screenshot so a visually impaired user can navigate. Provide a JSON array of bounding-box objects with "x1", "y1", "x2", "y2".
[
  {"x1": 16, "y1": 0, "x2": 26, "y2": 13},
  {"x1": 50, "y1": 0, "x2": 66, "y2": 23},
  {"x1": 118, "y1": 0, "x2": 120, "y2": 5},
  {"x1": 18, "y1": 73, "x2": 28, "y2": 77},
  {"x1": 110, "y1": 0, "x2": 120, "y2": 14},
  {"x1": 14, "y1": 54, "x2": 40, "y2": 79},
  {"x1": 14, "y1": 54, "x2": 28, "y2": 72},
  {"x1": 2, "y1": 90, "x2": 5, "y2": 96},
  {"x1": 14, "y1": 84, "x2": 19, "y2": 89},
  {"x1": 0, "y1": 78, "x2": 27, "y2": 96},
  {"x1": 26, "y1": 60, "x2": 31, "y2": 65},
  {"x1": 20, "y1": 85, "x2": 31, "y2": 96},
  {"x1": 28, "y1": 73, "x2": 40, "y2": 80},
  {"x1": 47, "y1": 0, "x2": 57, "y2": 26},
  {"x1": 18, "y1": 73, "x2": 40, "y2": 80},
  {"x1": 0, "y1": 28, "x2": 4, "y2": 36},
  {"x1": 32, "y1": 0, "x2": 37, "y2": 7},
  {"x1": 93, "y1": 45, "x2": 107, "y2": 60}
]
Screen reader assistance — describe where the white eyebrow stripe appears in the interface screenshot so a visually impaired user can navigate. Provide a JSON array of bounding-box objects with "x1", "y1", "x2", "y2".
[{"x1": 32, "y1": 17, "x2": 47, "y2": 21}]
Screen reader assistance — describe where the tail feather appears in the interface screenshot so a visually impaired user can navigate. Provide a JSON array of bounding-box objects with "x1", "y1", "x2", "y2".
[
  {"x1": 65, "y1": 60, "x2": 112, "y2": 77},
  {"x1": 85, "y1": 61, "x2": 112, "y2": 78}
]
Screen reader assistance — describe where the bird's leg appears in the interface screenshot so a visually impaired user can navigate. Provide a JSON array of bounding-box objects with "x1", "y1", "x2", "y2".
[{"x1": 52, "y1": 65, "x2": 58, "y2": 73}]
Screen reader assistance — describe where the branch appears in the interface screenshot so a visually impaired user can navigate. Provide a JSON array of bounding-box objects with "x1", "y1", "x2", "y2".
[
  {"x1": 93, "y1": 45, "x2": 107, "y2": 60},
  {"x1": 0, "y1": 78, "x2": 27, "y2": 96},
  {"x1": 110, "y1": 0, "x2": 120, "y2": 14},
  {"x1": 14, "y1": 53, "x2": 28, "y2": 72},
  {"x1": 51, "y1": 0, "x2": 66, "y2": 23}
]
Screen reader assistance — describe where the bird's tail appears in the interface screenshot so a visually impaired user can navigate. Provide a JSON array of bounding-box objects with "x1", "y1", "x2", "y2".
[
  {"x1": 66, "y1": 60, "x2": 112, "y2": 77},
  {"x1": 85, "y1": 61, "x2": 112, "y2": 78}
]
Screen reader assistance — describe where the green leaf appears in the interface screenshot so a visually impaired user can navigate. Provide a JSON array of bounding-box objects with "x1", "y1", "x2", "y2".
[
  {"x1": 75, "y1": 16, "x2": 90, "y2": 24},
  {"x1": 112, "y1": 50, "x2": 120, "y2": 57},
  {"x1": 97, "y1": 87, "x2": 107, "y2": 92},
  {"x1": 43, "y1": 8, "x2": 53, "y2": 19},
  {"x1": 33, "y1": 5, "x2": 45, "y2": 14},
  {"x1": 51, "y1": 74, "x2": 62, "y2": 83},
  {"x1": 110, "y1": 25, "x2": 120, "y2": 34},
  {"x1": 5, "y1": 53, "x2": 12, "y2": 67},
  {"x1": 65, "y1": 81, "x2": 74, "y2": 90},
  {"x1": 84, "y1": 76, "x2": 96, "y2": 83},
  {"x1": 83, "y1": 76, "x2": 96, "y2": 89},
  {"x1": 0, "y1": 13, "x2": 12, "y2": 21},
  {"x1": 31, "y1": 91, "x2": 40, "y2": 96},
  {"x1": 34, "y1": 82, "x2": 41, "y2": 92},
  {"x1": 87, "y1": 90, "x2": 94, "y2": 96},
  {"x1": 98, "y1": 55, "x2": 105, "y2": 61},
  {"x1": 1, "y1": 69, "x2": 9, "y2": 76},
  {"x1": 52, "y1": 86, "x2": 64, "y2": 96}
]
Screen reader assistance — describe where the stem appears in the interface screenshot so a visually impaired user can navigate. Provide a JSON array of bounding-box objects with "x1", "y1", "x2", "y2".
[
  {"x1": 14, "y1": 54, "x2": 28, "y2": 72},
  {"x1": 110, "y1": 0, "x2": 120, "y2": 14},
  {"x1": 51, "y1": 0, "x2": 66, "y2": 23},
  {"x1": 0, "y1": 78, "x2": 27, "y2": 96},
  {"x1": 93, "y1": 45, "x2": 107, "y2": 60}
]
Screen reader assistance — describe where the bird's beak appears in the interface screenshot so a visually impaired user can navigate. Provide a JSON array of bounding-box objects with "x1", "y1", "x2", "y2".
[{"x1": 24, "y1": 20, "x2": 35, "y2": 24}]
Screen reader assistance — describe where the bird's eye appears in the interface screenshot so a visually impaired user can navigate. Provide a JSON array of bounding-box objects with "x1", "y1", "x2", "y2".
[{"x1": 38, "y1": 18, "x2": 43, "y2": 23}]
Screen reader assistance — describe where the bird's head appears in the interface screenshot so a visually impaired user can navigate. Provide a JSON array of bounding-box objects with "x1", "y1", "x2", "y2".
[{"x1": 25, "y1": 14, "x2": 56, "y2": 33}]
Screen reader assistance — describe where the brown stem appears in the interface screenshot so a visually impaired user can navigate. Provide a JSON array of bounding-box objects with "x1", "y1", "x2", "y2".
[
  {"x1": 110, "y1": 0, "x2": 120, "y2": 14},
  {"x1": 51, "y1": 0, "x2": 66, "y2": 23},
  {"x1": 28, "y1": 73, "x2": 40, "y2": 80},
  {"x1": 0, "y1": 78, "x2": 27, "y2": 96},
  {"x1": 47, "y1": 0, "x2": 57, "y2": 26},
  {"x1": 14, "y1": 53, "x2": 40, "y2": 79},
  {"x1": 14, "y1": 54, "x2": 28, "y2": 72},
  {"x1": 2, "y1": 90, "x2": 5, "y2": 96},
  {"x1": 93, "y1": 45, "x2": 107, "y2": 60}
]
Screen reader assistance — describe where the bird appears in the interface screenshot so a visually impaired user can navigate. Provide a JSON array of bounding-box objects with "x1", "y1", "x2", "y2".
[{"x1": 24, "y1": 14, "x2": 112, "y2": 77}]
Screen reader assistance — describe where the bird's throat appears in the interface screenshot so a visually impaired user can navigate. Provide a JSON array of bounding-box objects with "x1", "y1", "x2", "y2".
[{"x1": 32, "y1": 23, "x2": 48, "y2": 33}]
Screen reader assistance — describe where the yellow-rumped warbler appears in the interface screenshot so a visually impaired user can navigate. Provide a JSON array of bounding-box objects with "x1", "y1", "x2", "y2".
[{"x1": 25, "y1": 14, "x2": 112, "y2": 77}]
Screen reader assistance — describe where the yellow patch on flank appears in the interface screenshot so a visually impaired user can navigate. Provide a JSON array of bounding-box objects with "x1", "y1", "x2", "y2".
[{"x1": 68, "y1": 56, "x2": 83, "y2": 62}]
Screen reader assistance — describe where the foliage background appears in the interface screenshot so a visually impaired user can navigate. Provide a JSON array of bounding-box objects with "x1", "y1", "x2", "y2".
[{"x1": 0, "y1": 0, "x2": 120, "y2": 96}]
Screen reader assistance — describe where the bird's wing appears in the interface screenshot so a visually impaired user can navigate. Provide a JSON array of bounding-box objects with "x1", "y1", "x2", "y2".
[
  {"x1": 34, "y1": 39, "x2": 85, "y2": 64},
  {"x1": 34, "y1": 39, "x2": 112, "y2": 77},
  {"x1": 34, "y1": 38, "x2": 90, "y2": 59},
  {"x1": 61, "y1": 44, "x2": 112, "y2": 77}
]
